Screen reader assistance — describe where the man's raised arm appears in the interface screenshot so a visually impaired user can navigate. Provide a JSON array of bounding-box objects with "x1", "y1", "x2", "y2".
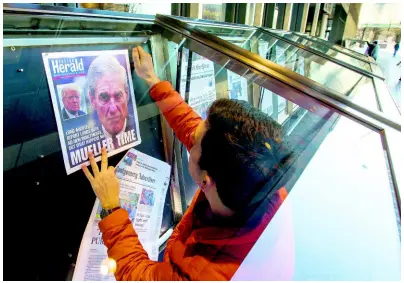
[{"x1": 133, "y1": 47, "x2": 202, "y2": 151}]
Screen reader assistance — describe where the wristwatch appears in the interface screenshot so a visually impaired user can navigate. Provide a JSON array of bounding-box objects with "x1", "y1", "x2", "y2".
[{"x1": 100, "y1": 207, "x2": 121, "y2": 219}]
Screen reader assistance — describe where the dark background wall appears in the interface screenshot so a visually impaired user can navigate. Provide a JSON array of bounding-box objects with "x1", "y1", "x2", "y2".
[{"x1": 3, "y1": 42, "x2": 174, "y2": 280}]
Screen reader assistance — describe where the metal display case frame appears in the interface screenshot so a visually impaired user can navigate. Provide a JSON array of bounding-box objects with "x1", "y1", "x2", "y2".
[{"x1": 3, "y1": 3, "x2": 401, "y2": 281}]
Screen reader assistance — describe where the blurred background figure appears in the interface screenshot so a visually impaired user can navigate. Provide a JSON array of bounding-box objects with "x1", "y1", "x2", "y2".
[
  {"x1": 367, "y1": 40, "x2": 380, "y2": 61},
  {"x1": 393, "y1": 42, "x2": 400, "y2": 57}
]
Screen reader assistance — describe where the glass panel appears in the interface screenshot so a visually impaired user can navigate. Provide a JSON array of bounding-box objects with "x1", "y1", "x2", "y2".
[
  {"x1": 126, "y1": 3, "x2": 171, "y2": 15},
  {"x1": 177, "y1": 47, "x2": 253, "y2": 205},
  {"x1": 194, "y1": 26, "x2": 384, "y2": 115},
  {"x1": 79, "y1": 3, "x2": 172, "y2": 15},
  {"x1": 3, "y1": 8, "x2": 400, "y2": 280},
  {"x1": 169, "y1": 35, "x2": 399, "y2": 278},
  {"x1": 80, "y1": 3, "x2": 129, "y2": 12},
  {"x1": 296, "y1": 31, "x2": 373, "y2": 63},
  {"x1": 252, "y1": 31, "x2": 380, "y2": 112},
  {"x1": 273, "y1": 6, "x2": 279, "y2": 28},
  {"x1": 277, "y1": 32, "x2": 373, "y2": 74},
  {"x1": 175, "y1": 16, "x2": 256, "y2": 48},
  {"x1": 348, "y1": 77, "x2": 380, "y2": 111},
  {"x1": 202, "y1": 4, "x2": 224, "y2": 21},
  {"x1": 369, "y1": 62, "x2": 385, "y2": 78},
  {"x1": 374, "y1": 78, "x2": 401, "y2": 119},
  {"x1": 258, "y1": 37, "x2": 306, "y2": 124},
  {"x1": 3, "y1": 12, "x2": 176, "y2": 237},
  {"x1": 3, "y1": 12, "x2": 156, "y2": 47},
  {"x1": 227, "y1": 70, "x2": 249, "y2": 102},
  {"x1": 233, "y1": 115, "x2": 401, "y2": 280},
  {"x1": 171, "y1": 14, "x2": 251, "y2": 27},
  {"x1": 194, "y1": 25, "x2": 256, "y2": 48}
]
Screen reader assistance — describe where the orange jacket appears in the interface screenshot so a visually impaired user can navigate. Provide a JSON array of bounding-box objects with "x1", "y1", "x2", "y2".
[{"x1": 99, "y1": 81, "x2": 288, "y2": 280}]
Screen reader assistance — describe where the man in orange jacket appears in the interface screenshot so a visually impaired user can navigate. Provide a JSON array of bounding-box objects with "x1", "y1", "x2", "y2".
[{"x1": 82, "y1": 46, "x2": 294, "y2": 280}]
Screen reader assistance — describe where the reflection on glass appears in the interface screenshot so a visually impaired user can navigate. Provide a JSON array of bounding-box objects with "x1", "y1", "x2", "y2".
[
  {"x1": 279, "y1": 32, "x2": 373, "y2": 73},
  {"x1": 348, "y1": 77, "x2": 380, "y2": 111},
  {"x1": 174, "y1": 42, "x2": 398, "y2": 255},
  {"x1": 4, "y1": 7, "x2": 400, "y2": 279},
  {"x1": 3, "y1": 11, "x2": 176, "y2": 236},
  {"x1": 260, "y1": 89, "x2": 273, "y2": 116},
  {"x1": 297, "y1": 31, "x2": 372, "y2": 62},
  {"x1": 179, "y1": 49, "x2": 217, "y2": 120},
  {"x1": 253, "y1": 32, "x2": 379, "y2": 112},
  {"x1": 369, "y1": 63, "x2": 385, "y2": 78},
  {"x1": 256, "y1": 39, "x2": 298, "y2": 124},
  {"x1": 232, "y1": 112, "x2": 400, "y2": 280},
  {"x1": 177, "y1": 37, "x2": 397, "y2": 237},
  {"x1": 79, "y1": 3, "x2": 172, "y2": 15},
  {"x1": 273, "y1": 7, "x2": 279, "y2": 28},
  {"x1": 277, "y1": 96, "x2": 288, "y2": 123},
  {"x1": 195, "y1": 25, "x2": 256, "y2": 49},
  {"x1": 227, "y1": 70, "x2": 249, "y2": 101},
  {"x1": 3, "y1": 13, "x2": 154, "y2": 47},
  {"x1": 202, "y1": 4, "x2": 223, "y2": 21},
  {"x1": 178, "y1": 39, "x2": 337, "y2": 196}
]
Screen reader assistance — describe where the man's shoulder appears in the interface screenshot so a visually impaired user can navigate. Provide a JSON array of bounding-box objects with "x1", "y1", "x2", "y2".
[
  {"x1": 61, "y1": 108, "x2": 68, "y2": 119},
  {"x1": 78, "y1": 110, "x2": 86, "y2": 116},
  {"x1": 125, "y1": 115, "x2": 136, "y2": 131}
]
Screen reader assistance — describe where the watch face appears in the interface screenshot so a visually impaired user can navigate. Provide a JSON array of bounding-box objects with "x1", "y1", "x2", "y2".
[{"x1": 100, "y1": 209, "x2": 108, "y2": 219}]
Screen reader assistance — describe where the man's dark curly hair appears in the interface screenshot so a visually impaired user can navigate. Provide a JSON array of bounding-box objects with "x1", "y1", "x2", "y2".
[{"x1": 199, "y1": 99, "x2": 294, "y2": 211}]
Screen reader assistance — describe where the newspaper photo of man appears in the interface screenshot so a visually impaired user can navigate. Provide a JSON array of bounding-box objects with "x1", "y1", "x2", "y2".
[
  {"x1": 60, "y1": 83, "x2": 86, "y2": 120},
  {"x1": 87, "y1": 54, "x2": 137, "y2": 150},
  {"x1": 43, "y1": 49, "x2": 141, "y2": 174}
]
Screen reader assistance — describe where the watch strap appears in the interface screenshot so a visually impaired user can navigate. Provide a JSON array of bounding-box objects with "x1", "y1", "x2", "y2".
[{"x1": 100, "y1": 206, "x2": 121, "y2": 219}]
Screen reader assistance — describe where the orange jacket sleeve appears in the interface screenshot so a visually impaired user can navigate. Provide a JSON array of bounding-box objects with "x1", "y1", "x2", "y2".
[
  {"x1": 149, "y1": 81, "x2": 203, "y2": 151},
  {"x1": 99, "y1": 209, "x2": 189, "y2": 280},
  {"x1": 98, "y1": 82, "x2": 204, "y2": 280},
  {"x1": 149, "y1": 81, "x2": 203, "y2": 259}
]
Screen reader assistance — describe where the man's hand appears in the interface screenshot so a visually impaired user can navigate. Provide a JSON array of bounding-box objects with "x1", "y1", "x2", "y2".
[
  {"x1": 81, "y1": 147, "x2": 120, "y2": 210},
  {"x1": 133, "y1": 46, "x2": 160, "y2": 87}
]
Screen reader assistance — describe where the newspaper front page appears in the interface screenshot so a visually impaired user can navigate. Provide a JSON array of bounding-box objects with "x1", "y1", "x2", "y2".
[
  {"x1": 73, "y1": 149, "x2": 171, "y2": 281},
  {"x1": 42, "y1": 50, "x2": 141, "y2": 174},
  {"x1": 179, "y1": 49, "x2": 217, "y2": 119},
  {"x1": 227, "y1": 70, "x2": 249, "y2": 102}
]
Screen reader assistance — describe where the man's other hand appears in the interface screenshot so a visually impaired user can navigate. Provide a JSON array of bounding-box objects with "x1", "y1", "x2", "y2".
[
  {"x1": 133, "y1": 46, "x2": 161, "y2": 87},
  {"x1": 81, "y1": 147, "x2": 120, "y2": 210}
]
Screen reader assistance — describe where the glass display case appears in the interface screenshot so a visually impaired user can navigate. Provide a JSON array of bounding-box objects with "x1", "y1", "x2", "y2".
[
  {"x1": 3, "y1": 4, "x2": 179, "y2": 280},
  {"x1": 294, "y1": 31, "x2": 375, "y2": 63},
  {"x1": 3, "y1": 4, "x2": 401, "y2": 281},
  {"x1": 265, "y1": 29, "x2": 384, "y2": 78}
]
